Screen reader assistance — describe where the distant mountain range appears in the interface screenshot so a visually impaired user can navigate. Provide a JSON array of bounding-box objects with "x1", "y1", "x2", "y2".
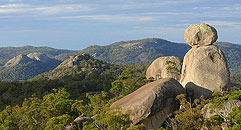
[
  {"x1": 0, "y1": 45, "x2": 77, "y2": 66},
  {"x1": 0, "y1": 46, "x2": 77, "y2": 81},
  {"x1": 80, "y1": 38, "x2": 241, "y2": 73},
  {"x1": 0, "y1": 38, "x2": 240, "y2": 81}
]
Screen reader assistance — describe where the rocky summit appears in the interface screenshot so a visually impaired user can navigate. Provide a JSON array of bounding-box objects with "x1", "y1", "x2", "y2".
[
  {"x1": 3, "y1": 54, "x2": 33, "y2": 67},
  {"x1": 56, "y1": 53, "x2": 91, "y2": 69},
  {"x1": 27, "y1": 53, "x2": 52, "y2": 64},
  {"x1": 184, "y1": 23, "x2": 218, "y2": 47}
]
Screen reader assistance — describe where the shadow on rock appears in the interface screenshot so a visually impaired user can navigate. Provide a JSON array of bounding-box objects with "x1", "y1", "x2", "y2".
[{"x1": 185, "y1": 82, "x2": 213, "y2": 99}]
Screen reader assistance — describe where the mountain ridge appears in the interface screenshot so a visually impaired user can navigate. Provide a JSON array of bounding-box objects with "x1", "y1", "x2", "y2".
[
  {"x1": 80, "y1": 38, "x2": 241, "y2": 73},
  {"x1": 0, "y1": 38, "x2": 240, "y2": 81}
]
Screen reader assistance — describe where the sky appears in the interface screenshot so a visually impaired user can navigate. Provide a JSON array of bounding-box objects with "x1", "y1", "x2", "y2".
[{"x1": 0, "y1": 0, "x2": 241, "y2": 50}]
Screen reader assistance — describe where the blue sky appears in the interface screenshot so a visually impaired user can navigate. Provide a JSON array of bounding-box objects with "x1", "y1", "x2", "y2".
[{"x1": 0, "y1": 0, "x2": 241, "y2": 50}]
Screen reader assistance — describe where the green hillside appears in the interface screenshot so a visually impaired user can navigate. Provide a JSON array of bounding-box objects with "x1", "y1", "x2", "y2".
[
  {"x1": 0, "y1": 45, "x2": 77, "y2": 66},
  {"x1": 0, "y1": 46, "x2": 77, "y2": 81},
  {"x1": 80, "y1": 38, "x2": 241, "y2": 73},
  {"x1": 32, "y1": 53, "x2": 113, "y2": 80},
  {"x1": 81, "y1": 38, "x2": 191, "y2": 65}
]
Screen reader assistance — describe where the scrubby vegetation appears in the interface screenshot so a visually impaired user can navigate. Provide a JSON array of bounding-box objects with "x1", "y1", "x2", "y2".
[
  {"x1": 0, "y1": 61, "x2": 240, "y2": 129},
  {"x1": 0, "y1": 43, "x2": 240, "y2": 129}
]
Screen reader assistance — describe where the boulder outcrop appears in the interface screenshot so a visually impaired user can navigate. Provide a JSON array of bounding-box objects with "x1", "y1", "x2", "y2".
[
  {"x1": 27, "y1": 52, "x2": 51, "y2": 63},
  {"x1": 56, "y1": 53, "x2": 91, "y2": 69},
  {"x1": 111, "y1": 78, "x2": 185, "y2": 130},
  {"x1": 184, "y1": 24, "x2": 218, "y2": 46},
  {"x1": 146, "y1": 56, "x2": 182, "y2": 80},
  {"x1": 3, "y1": 54, "x2": 33, "y2": 67},
  {"x1": 180, "y1": 45, "x2": 230, "y2": 98}
]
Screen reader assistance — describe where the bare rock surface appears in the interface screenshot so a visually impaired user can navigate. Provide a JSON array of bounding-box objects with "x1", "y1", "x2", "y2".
[
  {"x1": 180, "y1": 45, "x2": 230, "y2": 98},
  {"x1": 56, "y1": 53, "x2": 90, "y2": 69},
  {"x1": 146, "y1": 56, "x2": 182, "y2": 80},
  {"x1": 4, "y1": 54, "x2": 33, "y2": 67},
  {"x1": 27, "y1": 52, "x2": 51, "y2": 63},
  {"x1": 111, "y1": 78, "x2": 185, "y2": 130},
  {"x1": 184, "y1": 24, "x2": 218, "y2": 46}
]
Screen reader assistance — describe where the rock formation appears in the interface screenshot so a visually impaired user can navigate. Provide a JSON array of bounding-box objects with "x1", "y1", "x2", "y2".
[
  {"x1": 4, "y1": 53, "x2": 57, "y2": 68},
  {"x1": 66, "y1": 116, "x2": 94, "y2": 130},
  {"x1": 146, "y1": 56, "x2": 182, "y2": 80},
  {"x1": 4, "y1": 54, "x2": 33, "y2": 67},
  {"x1": 111, "y1": 78, "x2": 185, "y2": 130},
  {"x1": 27, "y1": 52, "x2": 51, "y2": 63},
  {"x1": 56, "y1": 53, "x2": 91, "y2": 69},
  {"x1": 184, "y1": 23, "x2": 218, "y2": 46},
  {"x1": 74, "y1": 116, "x2": 93, "y2": 129},
  {"x1": 181, "y1": 23, "x2": 230, "y2": 99}
]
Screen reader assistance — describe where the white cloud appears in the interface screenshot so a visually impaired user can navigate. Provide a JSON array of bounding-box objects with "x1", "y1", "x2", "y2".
[
  {"x1": 57, "y1": 14, "x2": 156, "y2": 22},
  {"x1": 203, "y1": 21, "x2": 241, "y2": 26},
  {"x1": 0, "y1": 4, "x2": 27, "y2": 8},
  {"x1": 0, "y1": 3, "x2": 95, "y2": 14},
  {"x1": 34, "y1": 4, "x2": 95, "y2": 14},
  {"x1": 1, "y1": 0, "x2": 21, "y2": 2},
  {"x1": 224, "y1": 4, "x2": 241, "y2": 11}
]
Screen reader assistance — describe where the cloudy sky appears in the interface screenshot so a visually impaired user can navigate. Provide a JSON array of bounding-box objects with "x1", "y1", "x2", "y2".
[{"x1": 0, "y1": 0, "x2": 241, "y2": 50}]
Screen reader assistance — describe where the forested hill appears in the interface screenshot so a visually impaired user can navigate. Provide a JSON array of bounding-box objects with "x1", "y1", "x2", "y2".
[
  {"x1": 0, "y1": 45, "x2": 77, "y2": 66},
  {"x1": 0, "y1": 46, "x2": 78, "y2": 81},
  {"x1": 81, "y1": 38, "x2": 191, "y2": 65},
  {"x1": 80, "y1": 38, "x2": 241, "y2": 73}
]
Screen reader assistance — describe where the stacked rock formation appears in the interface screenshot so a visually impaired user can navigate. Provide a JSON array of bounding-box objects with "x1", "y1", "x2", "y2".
[
  {"x1": 110, "y1": 23, "x2": 230, "y2": 130},
  {"x1": 111, "y1": 78, "x2": 185, "y2": 130},
  {"x1": 180, "y1": 23, "x2": 230, "y2": 98},
  {"x1": 146, "y1": 56, "x2": 182, "y2": 81}
]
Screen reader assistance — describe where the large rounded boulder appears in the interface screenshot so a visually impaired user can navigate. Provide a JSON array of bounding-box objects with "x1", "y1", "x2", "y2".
[
  {"x1": 180, "y1": 45, "x2": 230, "y2": 98},
  {"x1": 184, "y1": 24, "x2": 218, "y2": 46},
  {"x1": 146, "y1": 56, "x2": 182, "y2": 80},
  {"x1": 111, "y1": 78, "x2": 185, "y2": 130}
]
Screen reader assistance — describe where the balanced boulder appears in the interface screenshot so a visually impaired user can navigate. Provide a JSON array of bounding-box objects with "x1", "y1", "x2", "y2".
[
  {"x1": 184, "y1": 24, "x2": 218, "y2": 46},
  {"x1": 180, "y1": 45, "x2": 230, "y2": 98},
  {"x1": 111, "y1": 78, "x2": 185, "y2": 130},
  {"x1": 146, "y1": 56, "x2": 182, "y2": 80}
]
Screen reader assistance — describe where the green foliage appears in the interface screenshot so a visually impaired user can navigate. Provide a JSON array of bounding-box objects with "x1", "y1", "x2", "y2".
[
  {"x1": 0, "y1": 88, "x2": 80, "y2": 130},
  {"x1": 83, "y1": 111, "x2": 131, "y2": 130},
  {"x1": 170, "y1": 94, "x2": 208, "y2": 130},
  {"x1": 211, "y1": 90, "x2": 241, "y2": 109},
  {"x1": 110, "y1": 67, "x2": 151, "y2": 97},
  {"x1": 167, "y1": 90, "x2": 241, "y2": 130},
  {"x1": 204, "y1": 114, "x2": 224, "y2": 130},
  {"x1": 165, "y1": 60, "x2": 180, "y2": 74}
]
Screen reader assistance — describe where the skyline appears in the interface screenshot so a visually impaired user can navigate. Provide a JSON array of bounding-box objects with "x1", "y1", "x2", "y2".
[{"x1": 0, "y1": 0, "x2": 241, "y2": 50}]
